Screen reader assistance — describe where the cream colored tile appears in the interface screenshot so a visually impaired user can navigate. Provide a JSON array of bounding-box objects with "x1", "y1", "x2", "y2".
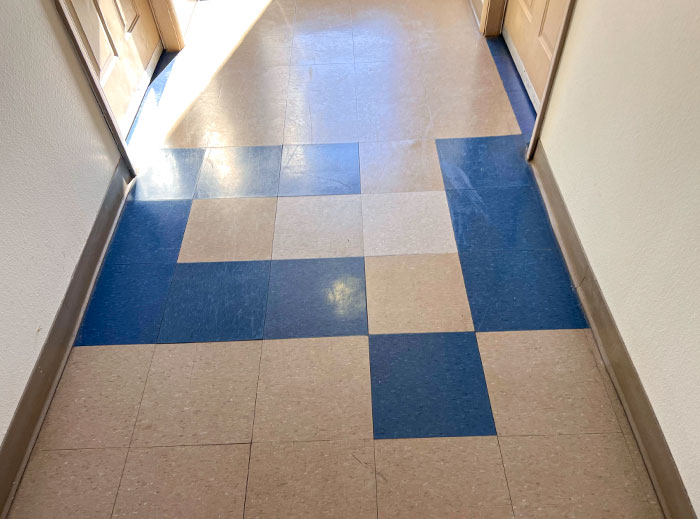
[
  {"x1": 354, "y1": 61, "x2": 426, "y2": 101},
  {"x1": 208, "y1": 97, "x2": 286, "y2": 147},
  {"x1": 624, "y1": 434, "x2": 665, "y2": 518},
  {"x1": 253, "y1": 336, "x2": 373, "y2": 442},
  {"x1": 132, "y1": 342, "x2": 261, "y2": 447},
  {"x1": 9, "y1": 449, "x2": 126, "y2": 519},
  {"x1": 359, "y1": 139, "x2": 444, "y2": 193},
  {"x1": 366, "y1": 254, "x2": 473, "y2": 334},
  {"x1": 216, "y1": 65, "x2": 290, "y2": 99},
  {"x1": 291, "y1": 29, "x2": 355, "y2": 65},
  {"x1": 500, "y1": 434, "x2": 655, "y2": 518},
  {"x1": 246, "y1": 440, "x2": 377, "y2": 519},
  {"x1": 362, "y1": 191, "x2": 457, "y2": 256},
  {"x1": 179, "y1": 198, "x2": 276, "y2": 262},
  {"x1": 36, "y1": 345, "x2": 153, "y2": 450},
  {"x1": 272, "y1": 195, "x2": 363, "y2": 259},
  {"x1": 430, "y1": 89, "x2": 518, "y2": 139},
  {"x1": 375, "y1": 437, "x2": 513, "y2": 519},
  {"x1": 357, "y1": 95, "x2": 434, "y2": 142},
  {"x1": 478, "y1": 330, "x2": 619, "y2": 436},
  {"x1": 113, "y1": 444, "x2": 249, "y2": 518}
]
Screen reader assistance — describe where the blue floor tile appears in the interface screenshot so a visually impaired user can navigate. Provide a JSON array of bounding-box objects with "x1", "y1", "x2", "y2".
[
  {"x1": 195, "y1": 146, "x2": 282, "y2": 198},
  {"x1": 129, "y1": 148, "x2": 206, "y2": 200},
  {"x1": 279, "y1": 143, "x2": 360, "y2": 196},
  {"x1": 369, "y1": 332, "x2": 495, "y2": 439},
  {"x1": 486, "y1": 36, "x2": 510, "y2": 57},
  {"x1": 436, "y1": 135, "x2": 532, "y2": 189},
  {"x1": 75, "y1": 263, "x2": 175, "y2": 346},
  {"x1": 493, "y1": 56, "x2": 523, "y2": 93},
  {"x1": 264, "y1": 257, "x2": 368, "y2": 340},
  {"x1": 103, "y1": 200, "x2": 191, "y2": 265},
  {"x1": 158, "y1": 261, "x2": 270, "y2": 343},
  {"x1": 446, "y1": 187, "x2": 555, "y2": 251},
  {"x1": 459, "y1": 249, "x2": 587, "y2": 331}
]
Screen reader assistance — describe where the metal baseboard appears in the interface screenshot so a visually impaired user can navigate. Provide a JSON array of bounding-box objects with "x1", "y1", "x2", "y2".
[{"x1": 0, "y1": 160, "x2": 133, "y2": 518}]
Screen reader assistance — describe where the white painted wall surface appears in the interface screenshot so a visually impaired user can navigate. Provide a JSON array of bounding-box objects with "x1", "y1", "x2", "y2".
[
  {"x1": 540, "y1": 0, "x2": 700, "y2": 509},
  {"x1": 0, "y1": 0, "x2": 120, "y2": 439}
]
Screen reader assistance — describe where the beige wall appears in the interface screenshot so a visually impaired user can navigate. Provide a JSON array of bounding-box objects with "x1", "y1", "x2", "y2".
[
  {"x1": 0, "y1": 0, "x2": 120, "y2": 439},
  {"x1": 540, "y1": 0, "x2": 700, "y2": 509}
]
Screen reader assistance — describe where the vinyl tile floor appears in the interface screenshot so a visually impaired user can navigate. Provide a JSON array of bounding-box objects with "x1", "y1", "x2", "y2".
[{"x1": 10, "y1": 0, "x2": 663, "y2": 517}]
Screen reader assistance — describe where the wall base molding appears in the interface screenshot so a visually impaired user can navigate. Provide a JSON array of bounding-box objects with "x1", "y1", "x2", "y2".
[
  {"x1": 0, "y1": 160, "x2": 132, "y2": 518},
  {"x1": 530, "y1": 143, "x2": 695, "y2": 519}
]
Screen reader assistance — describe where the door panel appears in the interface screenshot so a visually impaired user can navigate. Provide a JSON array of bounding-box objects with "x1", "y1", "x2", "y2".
[
  {"x1": 65, "y1": 0, "x2": 161, "y2": 134},
  {"x1": 503, "y1": 0, "x2": 567, "y2": 105}
]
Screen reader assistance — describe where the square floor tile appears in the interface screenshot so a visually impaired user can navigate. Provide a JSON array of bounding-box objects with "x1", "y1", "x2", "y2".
[
  {"x1": 362, "y1": 192, "x2": 457, "y2": 256},
  {"x1": 500, "y1": 434, "x2": 654, "y2": 518},
  {"x1": 284, "y1": 93, "x2": 361, "y2": 144},
  {"x1": 436, "y1": 135, "x2": 532, "y2": 189},
  {"x1": 459, "y1": 249, "x2": 587, "y2": 331},
  {"x1": 129, "y1": 148, "x2": 206, "y2": 200},
  {"x1": 478, "y1": 329, "x2": 619, "y2": 435},
  {"x1": 369, "y1": 332, "x2": 495, "y2": 439},
  {"x1": 195, "y1": 146, "x2": 281, "y2": 198},
  {"x1": 158, "y1": 261, "x2": 270, "y2": 343},
  {"x1": 36, "y1": 345, "x2": 153, "y2": 450},
  {"x1": 207, "y1": 98, "x2": 287, "y2": 148},
  {"x1": 446, "y1": 187, "x2": 556, "y2": 251},
  {"x1": 272, "y1": 195, "x2": 363, "y2": 259},
  {"x1": 429, "y1": 91, "x2": 517, "y2": 139},
  {"x1": 178, "y1": 198, "x2": 276, "y2": 262},
  {"x1": 132, "y1": 341, "x2": 261, "y2": 447},
  {"x1": 291, "y1": 29, "x2": 355, "y2": 65},
  {"x1": 9, "y1": 449, "x2": 127, "y2": 519},
  {"x1": 264, "y1": 257, "x2": 368, "y2": 339},
  {"x1": 253, "y1": 336, "x2": 373, "y2": 442},
  {"x1": 246, "y1": 440, "x2": 377, "y2": 519},
  {"x1": 359, "y1": 139, "x2": 444, "y2": 194},
  {"x1": 375, "y1": 437, "x2": 513, "y2": 518},
  {"x1": 365, "y1": 254, "x2": 473, "y2": 334},
  {"x1": 103, "y1": 200, "x2": 191, "y2": 265},
  {"x1": 279, "y1": 143, "x2": 360, "y2": 196},
  {"x1": 357, "y1": 95, "x2": 434, "y2": 142},
  {"x1": 75, "y1": 263, "x2": 175, "y2": 346},
  {"x1": 113, "y1": 445, "x2": 249, "y2": 518}
]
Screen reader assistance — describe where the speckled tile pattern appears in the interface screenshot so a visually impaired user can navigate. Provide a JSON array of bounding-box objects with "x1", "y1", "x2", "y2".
[{"x1": 16, "y1": 0, "x2": 658, "y2": 517}]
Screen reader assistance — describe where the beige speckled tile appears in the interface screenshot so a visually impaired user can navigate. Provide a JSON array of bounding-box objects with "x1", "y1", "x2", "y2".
[
  {"x1": 245, "y1": 440, "x2": 377, "y2": 518},
  {"x1": 253, "y1": 336, "x2": 373, "y2": 442},
  {"x1": 9, "y1": 448, "x2": 126, "y2": 519},
  {"x1": 365, "y1": 254, "x2": 473, "y2": 334},
  {"x1": 291, "y1": 29, "x2": 355, "y2": 65},
  {"x1": 357, "y1": 95, "x2": 434, "y2": 142},
  {"x1": 359, "y1": 139, "x2": 444, "y2": 194},
  {"x1": 132, "y1": 341, "x2": 261, "y2": 447},
  {"x1": 362, "y1": 191, "x2": 457, "y2": 256},
  {"x1": 208, "y1": 96, "x2": 287, "y2": 147},
  {"x1": 272, "y1": 195, "x2": 363, "y2": 259},
  {"x1": 624, "y1": 434, "x2": 666, "y2": 518},
  {"x1": 113, "y1": 444, "x2": 249, "y2": 518},
  {"x1": 354, "y1": 61, "x2": 426, "y2": 101},
  {"x1": 178, "y1": 198, "x2": 276, "y2": 262},
  {"x1": 500, "y1": 434, "x2": 655, "y2": 518},
  {"x1": 375, "y1": 437, "x2": 513, "y2": 518},
  {"x1": 477, "y1": 330, "x2": 619, "y2": 436},
  {"x1": 36, "y1": 345, "x2": 153, "y2": 450},
  {"x1": 430, "y1": 90, "x2": 518, "y2": 139}
]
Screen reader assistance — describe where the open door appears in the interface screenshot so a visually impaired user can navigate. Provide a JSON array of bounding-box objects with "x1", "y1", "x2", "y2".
[
  {"x1": 502, "y1": 0, "x2": 568, "y2": 110},
  {"x1": 60, "y1": 0, "x2": 162, "y2": 135}
]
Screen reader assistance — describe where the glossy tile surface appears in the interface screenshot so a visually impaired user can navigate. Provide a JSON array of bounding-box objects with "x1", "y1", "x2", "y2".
[
  {"x1": 365, "y1": 253, "x2": 473, "y2": 334},
  {"x1": 75, "y1": 263, "x2": 175, "y2": 346},
  {"x1": 272, "y1": 195, "x2": 363, "y2": 259},
  {"x1": 370, "y1": 332, "x2": 495, "y2": 439},
  {"x1": 264, "y1": 257, "x2": 368, "y2": 339},
  {"x1": 103, "y1": 200, "x2": 191, "y2": 265},
  {"x1": 436, "y1": 135, "x2": 532, "y2": 189},
  {"x1": 129, "y1": 148, "x2": 206, "y2": 200},
  {"x1": 446, "y1": 186, "x2": 556, "y2": 251},
  {"x1": 460, "y1": 249, "x2": 587, "y2": 331},
  {"x1": 195, "y1": 146, "x2": 281, "y2": 198},
  {"x1": 246, "y1": 440, "x2": 377, "y2": 519},
  {"x1": 253, "y1": 336, "x2": 373, "y2": 442},
  {"x1": 279, "y1": 143, "x2": 360, "y2": 196},
  {"x1": 158, "y1": 261, "x2": 270, "y2": 343}
]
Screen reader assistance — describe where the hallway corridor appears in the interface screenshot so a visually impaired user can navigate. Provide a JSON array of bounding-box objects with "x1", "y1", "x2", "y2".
[{"x1": 9, "y1": 0, "x2": 663, "y2": 517}]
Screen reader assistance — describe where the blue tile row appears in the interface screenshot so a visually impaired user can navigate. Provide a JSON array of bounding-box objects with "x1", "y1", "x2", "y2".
[{"x1": 129, "y1": 143, "x2": 362, "y2": 201}]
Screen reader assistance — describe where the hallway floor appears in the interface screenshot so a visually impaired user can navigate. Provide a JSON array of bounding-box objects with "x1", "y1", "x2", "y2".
[{"x1": 10, "y1": 0, "x2": 663, "y2": 517}]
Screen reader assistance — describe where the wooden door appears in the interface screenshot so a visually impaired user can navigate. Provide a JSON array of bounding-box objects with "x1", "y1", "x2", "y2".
[
  {"x1": 64, "y1": 0, "x2": 162, "y2": 134},
  {"x1": 503, "y1": 0, "x2": 568, "y2": 109}
]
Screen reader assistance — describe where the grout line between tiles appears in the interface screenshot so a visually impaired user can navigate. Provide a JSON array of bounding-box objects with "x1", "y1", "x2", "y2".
[{"x1": 495, "y1": 436, "x2": 517, "y2": 518}]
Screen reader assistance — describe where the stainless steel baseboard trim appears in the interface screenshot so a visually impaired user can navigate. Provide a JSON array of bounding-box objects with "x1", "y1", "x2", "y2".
[
  {"x1": 530, "y1": 142, "x2": 696, "y2": 519},
  {"x1": 0, "y1": 160, "x2": 132, "y2": 518}
]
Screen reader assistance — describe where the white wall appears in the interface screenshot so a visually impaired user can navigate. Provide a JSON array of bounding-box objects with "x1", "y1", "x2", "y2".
[
  {"x1": 540, "y1": 0, "x2": 700, "y2": 509},
  {"x1": 0, "y1": 0, "x2": 120, "y2": 439}
]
